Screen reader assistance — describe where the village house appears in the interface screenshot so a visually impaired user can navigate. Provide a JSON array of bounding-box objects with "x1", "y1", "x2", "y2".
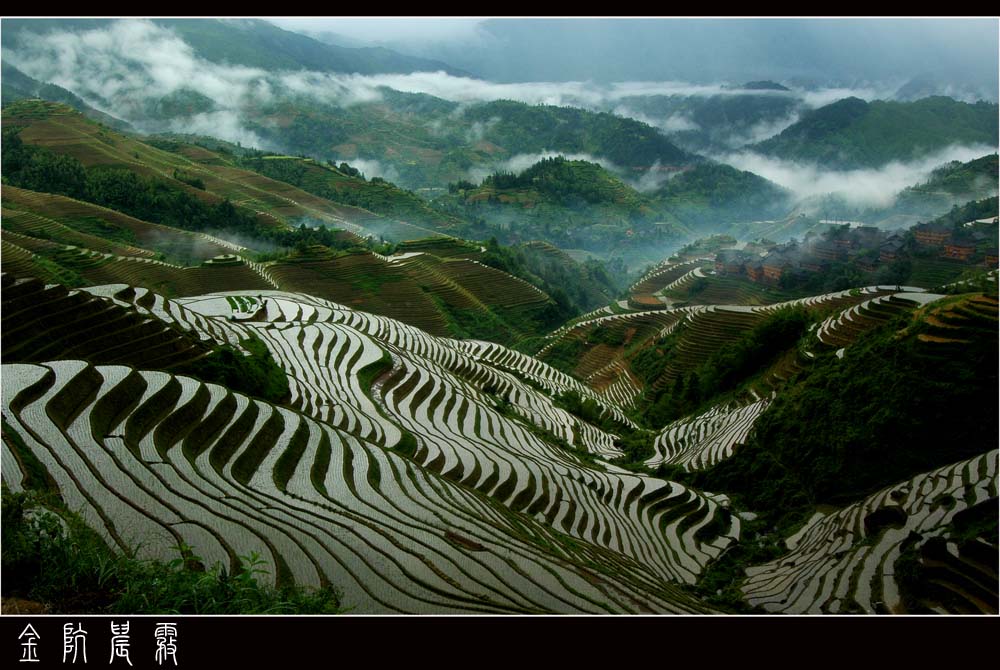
[
  {"x1": 812, "y1": 239, "x2": 847, "y2": 262},
  {"x1": 762, "y1": 253, "x2": 793, "y2": 283},
  {"x1": 856, "y1": 255, "x2": 879, "y2": 273},
  {"x1": 799, "y1": 257, "x2": 830, "y2": 274},
  {"x1": 942, "y1": 238, "x2": 977, "y2": 261},
  {"x1": 880, "y1": 237, "x2": 906, "y2": 263},
  {"x1": 913, "y1": 222, "x2": 952, "y2": 246},
  {"x1": 715, "y1": 249, "x2": 752, "y2": 276}
]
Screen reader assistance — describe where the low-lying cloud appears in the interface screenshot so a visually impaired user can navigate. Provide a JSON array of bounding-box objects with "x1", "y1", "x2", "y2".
[
  {"x1": 464, "y1": 151, "x2": 625, "y2": 185},
  {"x1": 336, "y1": 157, "x2": 401, "y2": 184},
  {"x1": 463, "y1": 151, "x2": 679, "y2": 195},
  {"x1": 718, "y1": 144, "x2": 998, "y2": 209}
]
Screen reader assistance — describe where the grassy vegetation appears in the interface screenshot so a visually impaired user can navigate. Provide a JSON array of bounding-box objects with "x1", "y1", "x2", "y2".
[
  {"x1": 684, "y1": 513, "x2": 794, "y2": 613},
  {"x1": 173, "y1": 335, "x2": 290, "y2": 405},
  {"x1": 1, "y1": 490, "x2": 344, "y2": 614}
]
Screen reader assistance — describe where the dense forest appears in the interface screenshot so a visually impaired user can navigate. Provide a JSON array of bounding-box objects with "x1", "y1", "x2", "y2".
[{"x1": 754, "y1": 96, "x2": 999, "y2": 169}]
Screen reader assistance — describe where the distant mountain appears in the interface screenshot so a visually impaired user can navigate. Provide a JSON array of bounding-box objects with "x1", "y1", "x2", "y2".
[
  {"x1": 611, "y1": 91, "x2": 802, "y2": 152},
  {"x1": 737, "y1": 81, "x2": 791, "y2": 91},
  {"x1": 752, "y1": 96, "x2": 999, "y2": 169},
  {"x1": 894, "y1": 72, "x2": 996, "y2": 103},
  {"x1": 237, "y1": 95, "x2": 700, "y2": 190},
  {"x1": 2, "y1": 18, "x2": 470, "y2": 77}
]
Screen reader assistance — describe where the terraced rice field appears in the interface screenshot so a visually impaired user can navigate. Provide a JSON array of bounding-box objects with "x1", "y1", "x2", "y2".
[
  {"x1": 742, "y1": 450, "x2": 998, "y2": 614},
  {"x1": 1, "y1": 205, "x2": 154, "y2": 259},
  {"x1": 2, "y1": 275, "x2": 211, "y2": 371},
  {"x1": 646, "y1": 395, "x2": 775, "y2": 471},
  {"x1": 630, "y1": 259, "x2": 709, "y2": 297},
  {"x1": 537, "y1": 309, "x2": 689, "y2": 407},
  {"x1": 1, "y1": 279, "x2": 753, "y2": 612},
  {"x1": 664, "y1": 272, "x2": 804, "y2": 306},
  {"x1": 53, "y1": 252, "x2": 275, "y2": 298},
  {"x1": 396, "y1": 238, "x2": 482, "y2": 259},
  {"x1": 650, "y1": 306, "x2": 765, "y2": 391},
  {"x1": 268, "y1": 251, "x2": 452, "y2": 336},
  {"x1": 1, "y1": 239, "x2": 66, "y2": 283},
  {"x1": 454, "y1": 340, "x2": 637, "y2": 429},
  {"x1": 267, "y1": 248, "x2": 559, "y2": 339},
  {"x1": 437, "y1": 258, "x2": 551, "y2": 314},
  {"x1": 907, "y1": 257, "x2": 971, "y2": 289},
  {"x1": 1, "y1": 361, "x2": 719, "y2": 613},
  {"x1": 815, "y1": 292, "x2": 943, "y2": 349},
  {"x1": 2, "y1": 186, "x2": 238, "y2": 262}
]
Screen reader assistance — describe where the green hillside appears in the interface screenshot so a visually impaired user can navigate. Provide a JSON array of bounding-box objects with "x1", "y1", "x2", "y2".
[
  {"x1": 653, "y1": 162, "x2": 792, "y2": 226},
  {"x1": 434, "y1": 156, "x2": 788, "y2": 256},
  {"x1": 753, "y1": 96, "x2": 999, "y2": 168},
  {"x1": 891, "y1": 153, "x2": 999, "y2": 214},
  {"x1": 235, "y1": 153, "x2": 466, "y2": 235},
  {"x1": 237, "y1": 93, "x2": 700, "y2": 190},
  {"x1": 434, "y1": 157, "x2": 685, "y2": 255},
  {"x1": 695, "y1": 292, "x2": 999, "y2": 517},
  {"x1": 462, "y1": 100, "x2": 695, "y2": 169}
]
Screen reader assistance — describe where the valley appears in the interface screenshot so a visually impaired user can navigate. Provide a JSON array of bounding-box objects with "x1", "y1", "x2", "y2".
[{"x1": 1, "y1": 16, "x2": 997, "y2": 617}]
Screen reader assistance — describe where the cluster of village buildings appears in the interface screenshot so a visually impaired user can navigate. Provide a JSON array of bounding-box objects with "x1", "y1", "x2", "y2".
[{"x1": 713, "y1": 218, "x2": 999, "y2": 285}]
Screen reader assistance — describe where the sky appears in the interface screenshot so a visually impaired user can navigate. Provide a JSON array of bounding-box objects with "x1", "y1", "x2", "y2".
[
  {"x1": 269, "y1": 17, "x2": 487, "y2": 43},
  {"x1": 267, "y1": 17, "x2": 998, "y2": 87}
]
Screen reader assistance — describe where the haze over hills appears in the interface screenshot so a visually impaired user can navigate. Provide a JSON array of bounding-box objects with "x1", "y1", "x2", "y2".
[{"x1": 2, "y1": 17, "x2": 998, "y2": 617}]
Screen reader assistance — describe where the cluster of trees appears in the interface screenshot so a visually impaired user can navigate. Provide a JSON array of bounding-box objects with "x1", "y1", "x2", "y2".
[
  {"x1": 753, "y1": 96, "x2": 999, "y2": 170},
  {"x1": 174, "y1": 336, "x2": 289, "y2": 405},
  {"x1": 481, "y1": 156, "x2": 644, "y2": 211}
]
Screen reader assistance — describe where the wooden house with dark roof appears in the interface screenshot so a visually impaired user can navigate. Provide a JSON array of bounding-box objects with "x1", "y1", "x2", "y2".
[
  {"x1": 942, "y1": 237, "x2": 977, "y2": 261},
  {"x1": 913, "y1": 222, "x2": 952, "y2": 247},
  {"x1": 880, "y1": 237, "x2": 906, "y2": 263}
]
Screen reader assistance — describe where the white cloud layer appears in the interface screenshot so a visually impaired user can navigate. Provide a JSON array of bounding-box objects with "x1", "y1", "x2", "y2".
[{"x1": 717, "y1": 144, "x2": 998, "y2": 209}]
